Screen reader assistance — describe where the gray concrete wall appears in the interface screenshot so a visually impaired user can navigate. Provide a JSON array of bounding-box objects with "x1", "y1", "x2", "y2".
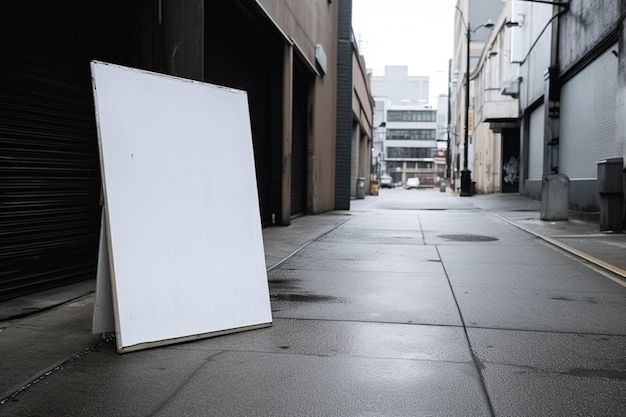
[
  {"x1": 524, "y1": 177, "x2": 601, "y2": 216},
  {"x1": 569, "y1": 179, "x2": 600, "y2": 215},
  {"x1": 559, "y1": 0, "x2": 620, "y2": 74},
  {"x1": 468, "y1": 0, "x2": 505, "y2": 41}
]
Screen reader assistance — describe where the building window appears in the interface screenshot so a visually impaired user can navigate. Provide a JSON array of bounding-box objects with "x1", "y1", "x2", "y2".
[
  {"x1": 387, "y1": 110, "x2": 436, "y2": 122},
  {"x1": 417, "y1": 162, "x2": 433, "y2": 169},
  {"x1": 387, "y1": 129, "x2": 436, "y2": 140},
  {"x1": 387, "y1": 162, "x2": 403, "y2": 171},
  {"x1": 387, "y1": 147, "x2": 432, "y2": 159}
]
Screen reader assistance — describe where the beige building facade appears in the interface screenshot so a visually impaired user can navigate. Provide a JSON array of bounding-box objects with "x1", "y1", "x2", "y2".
[
  {"x1": 0, "y1": 0, "x2": 374, "y2": 300},
  {"x1": 451, "y1": 0, "x2": 506, "y2": 192},
  {"x1": 470, "y1": 0, "x2": 521, "y2": 193}
]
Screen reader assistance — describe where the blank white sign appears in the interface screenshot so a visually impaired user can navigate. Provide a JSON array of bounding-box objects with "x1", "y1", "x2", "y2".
[{"x1": 91, "y1": 61, "x2": 272, "y2": 353}]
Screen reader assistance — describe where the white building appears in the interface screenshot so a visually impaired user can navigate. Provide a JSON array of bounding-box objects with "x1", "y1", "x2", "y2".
[
  {"x1": 516, "y1": 0, "x2": 622, "y2": 219},
  {"x1": 454, "y1": 0, "x2": 625, "y2": 225},
  {"x1": 384, "y1": 106, "x2": 438, "y2": 187},
  {"x1": 469, "y1": 0, "x2": 521, "y2": 193},
  {"x1": 451, "y1": 0, "x2": 506, "y2": 192},
  {"x1": 436, "y1": 93, "x2": 449, "y2": 181}
]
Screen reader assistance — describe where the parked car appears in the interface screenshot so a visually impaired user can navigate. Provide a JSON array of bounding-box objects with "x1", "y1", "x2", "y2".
[
  {"x1": 405, "y1": 177, "x2": 420, "y2": 189},
  {"x1": 380, "y1": 175, "x2": 393, "y2": 188}
]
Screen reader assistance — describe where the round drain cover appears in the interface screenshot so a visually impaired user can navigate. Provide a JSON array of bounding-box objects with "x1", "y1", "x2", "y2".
[{"x1": 437, "y1": 234, "x2": 498, "y2": 242}]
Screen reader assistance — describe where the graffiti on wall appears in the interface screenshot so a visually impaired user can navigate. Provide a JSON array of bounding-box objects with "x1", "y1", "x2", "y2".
[{"x1": 503, "y1": 156, "x2": 519, "y2": 185}]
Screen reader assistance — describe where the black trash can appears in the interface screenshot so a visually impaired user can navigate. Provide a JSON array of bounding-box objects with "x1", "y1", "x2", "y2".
[{"x1": 597, "y1": 157, "x2": 624, "y2": 232}]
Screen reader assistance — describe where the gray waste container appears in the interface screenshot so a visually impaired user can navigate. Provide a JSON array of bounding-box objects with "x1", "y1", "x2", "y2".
[
  {"x1": 597, "y1": 157, "x2": 624, "y2": 232},
  {"x1": 356, "y1": 177, "x2": 365, "y2": 199}
]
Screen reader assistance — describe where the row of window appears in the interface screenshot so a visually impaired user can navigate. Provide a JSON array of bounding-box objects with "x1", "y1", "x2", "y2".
[
  {"x1": 387, "y1": 161, "x2": 434, "y2": 170},
  {"x1": 387, "y1": 110, "x2": 437, "y2": 122},
  {"x1": 386, "y1": 147, "x2": 433, "y2": 159},
  {"x1": 386, "y1": 129, "x2": 436, "y2": 141}
]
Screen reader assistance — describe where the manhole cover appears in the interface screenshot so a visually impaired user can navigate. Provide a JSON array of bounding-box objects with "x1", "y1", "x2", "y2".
[{"x1": 437, "y1": 234, "x2": 499, "y2": 242}]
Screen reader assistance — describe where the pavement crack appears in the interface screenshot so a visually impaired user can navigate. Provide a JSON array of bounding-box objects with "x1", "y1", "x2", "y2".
[
  {"x1": 147, "y1": 350, "x2": 227, "y2": 417},
  {"x1": 417, "y1": 211, "x2": 427, "y2": 245},
  {"x1": 266, "y1": 217, "x2": 352, "y2": 272},
  {"x1": 437, "y1": 245, "x2": 496, "y2": 417}
]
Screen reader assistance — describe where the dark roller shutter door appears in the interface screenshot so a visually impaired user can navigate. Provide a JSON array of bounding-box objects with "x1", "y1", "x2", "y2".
[
  {"x1": 205, "y1": 1, "x2": 283, "y2": 226},
  {"x1": 0, "y1": 5, "x2": 102, "y2": 301},
  {"x1": 290, "y1": 63, "x2": 310, "y2": 216}
]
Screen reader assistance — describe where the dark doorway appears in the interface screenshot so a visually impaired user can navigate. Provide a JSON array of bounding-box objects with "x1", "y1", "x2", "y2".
[
  {"x1": 501, "y1": 128, "x2": 521, "y2": 193},
  {"x1": 290, "y1": 62, "x2": 312, "y2": 216},
  {"x1": 204, "y1": 1, "x2": 284, "y2": 226}
]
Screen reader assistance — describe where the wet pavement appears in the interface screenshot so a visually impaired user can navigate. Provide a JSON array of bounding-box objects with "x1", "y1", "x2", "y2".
[{"x1": 1, "y1": 188, "x2": 625, "y2": 416}]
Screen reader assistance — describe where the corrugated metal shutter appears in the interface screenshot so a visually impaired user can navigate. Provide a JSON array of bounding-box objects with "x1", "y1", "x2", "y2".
[
  {"x1": 560, "y1": 46, "x2": 618, "y2": 179},
  {"x1": 528, "y1": 104, "x2": 545, "y2": 180},
  {"x1": 0, "y1": 5, "x2": 101, "y2": 301}
]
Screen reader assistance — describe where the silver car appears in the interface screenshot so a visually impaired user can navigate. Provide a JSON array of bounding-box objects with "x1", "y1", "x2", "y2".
[{"x1": 380, "y1": 175, "x2": 393, "y2": 188}]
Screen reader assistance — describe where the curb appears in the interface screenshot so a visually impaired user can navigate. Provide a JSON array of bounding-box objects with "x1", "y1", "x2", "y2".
[{"x1": 493, "y1": 213, "x2": 626, "y2": 288}]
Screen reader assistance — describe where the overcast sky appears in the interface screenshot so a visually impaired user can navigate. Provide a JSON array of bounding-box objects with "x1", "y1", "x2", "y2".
[{"x1": 351, "y1": 0, "x2": 456, "y2": 105}]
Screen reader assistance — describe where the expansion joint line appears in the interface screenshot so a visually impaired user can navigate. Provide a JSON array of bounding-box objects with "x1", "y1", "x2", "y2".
[
  {"x1": 0, "y1": 336, "x2": 114, "y2": 406},
  {"x1": 436, "y1": 246, "x2": 496, "y2": 417},
  {"x1": 266, "y1": 216, "x2": 352, "y2": 272},
  {"x1": 416, "y1": 211, "x2": 427, "y2": 245}
]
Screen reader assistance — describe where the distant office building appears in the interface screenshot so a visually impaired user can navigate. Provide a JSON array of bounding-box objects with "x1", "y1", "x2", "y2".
[
  {"x1": 384, "y1": 106, "x2": 438, "y2": 187},
  {"x1": 372, "y1": 66, "x2": 429, "y2": 106},
  {"x1": 436, "y1": 93, "x2": 449, "y2": 181},
  {"x1": 372, "y1": 98, "x2": 387, "y2": 179},
  {"x1": 371, "y1": 66, "x2": 437, "y2": 187}
]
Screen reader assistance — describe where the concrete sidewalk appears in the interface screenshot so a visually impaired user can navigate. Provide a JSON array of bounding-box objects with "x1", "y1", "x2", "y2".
[
  {"x1": 468, "y1": 193, "x2": 626, "y2": 283},
  {"x1": 1, "y1": 189, "x2": 625, "y2": 416}
]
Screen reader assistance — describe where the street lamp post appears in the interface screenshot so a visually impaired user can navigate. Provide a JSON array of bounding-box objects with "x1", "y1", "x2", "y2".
[
  {"x1": 460, "y1": 24, "x2": 473, "y2": 196},
  {"x1": 456, "y1": 6, "x2": 493, "y2": 196}
]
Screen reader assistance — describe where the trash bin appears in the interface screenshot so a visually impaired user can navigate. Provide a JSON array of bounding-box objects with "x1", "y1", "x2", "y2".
[
  {"x1": 370, "y1": 180, "x2": 379, "y2": 196},
  {"x1": 356, "y1": 177, "x2": 365, "y2": 199},
  {"x1": 541, "y1": 174, "x2": 569, "y2": 221},
  {"x1": 597, "y1": 157, "x2": 624, "y2": 232},
  {"x1": 439, "y1": 179, "x2": 446, "y2": 192}
]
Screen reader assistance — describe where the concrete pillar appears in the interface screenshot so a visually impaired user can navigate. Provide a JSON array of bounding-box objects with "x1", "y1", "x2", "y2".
[
  {"x1": 540, "y1": 2, "x2": 564, "y2": 218},
  {"x1": 281, "y1": 43, "x2": 294, "y2": 226},
  {"x1": 334, "y1": 0, "x2": 353, "y2": 209},
  {"x1": 350, "y1": 125, "x2": 360, "y2": 198}
]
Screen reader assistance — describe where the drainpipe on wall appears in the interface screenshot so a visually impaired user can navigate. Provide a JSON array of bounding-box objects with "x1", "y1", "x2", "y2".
[
  {"x1": 161, "y1": 0, "x2": 204, "y2": 81},
  {"x1": 281, "y1": 43, "x2": 294, "y2": 226}
]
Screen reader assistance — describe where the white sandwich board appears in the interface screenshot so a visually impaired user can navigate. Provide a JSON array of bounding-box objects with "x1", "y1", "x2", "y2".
[{"x1": 90, "y1": 61, "x2": 272, "y2": 353}]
